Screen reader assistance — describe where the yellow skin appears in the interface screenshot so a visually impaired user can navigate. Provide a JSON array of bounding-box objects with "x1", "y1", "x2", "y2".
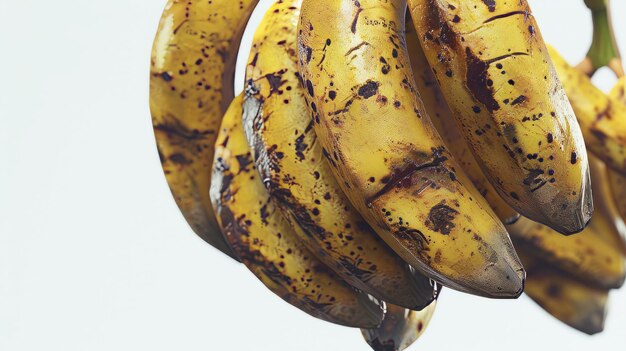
[
  {"x1": 608, "y1": 77, "x2": 626, "y2": 239},
  {"x1": 150, "y1": 0, "x2": 259, "y2": 258},
  {"x1": 409, "y1": 0, "x2": 592, "y2": 235},
  {"x1": 508, "y1": 216, "x2": 625, "y2": 290},
  {"x1": 549, "y1": 46, "x2": 626, "y2": 176},
  {"x1": 519, "y1": 250, "x2": 609, "y2": 335},
  {"x1": 406, "y1": 20, "x2": 519, "y2": 225},
  {"x1": 298, "y1": 0, "x2": 524, "y2": 298},
  {"x1": 588, "y1": 156, "x2": 626, "y2": 256},
  {"x1": 211, "y1": 95, "x2": 383, "y2": 328},
  {"x1": 243, "y1": 0, "x2": 436, "y2": 309},
  {"x1": 361, "y1": 301, "x2": 437, "y2": 351}
]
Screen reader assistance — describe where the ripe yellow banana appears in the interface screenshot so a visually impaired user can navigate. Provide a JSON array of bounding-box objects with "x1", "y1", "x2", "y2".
[
  {"x1": 298, "y1": 0, "x2": 524, "y2": 298},
  {"x1": 361, "y1": 301, "x2": 437, "y2": 351},
  {"x1": 211, "y1": 94, "x2": 384, "y2": 328},
  {"x1": 608, "y1": 77, "x2": 626, "y2": 236},
  {"x1": 150, "y1": 0, "x2": 259, "y2": 258},
  {"x1": 406, "y1": 20, "x2": 519, "y2": 225},
  {"x1": 588, "y1": 156, "x2": 626, "y2": 255},
  {"x1": 408, "y1": 0, "x2": 592, "y2": 235},
  {"x1": 519, "y1": 250, "x2": 609, "y2": 335},
  {"x1": 243, "y1": 0, "x2": 436, "y2": 309},
  {"x1": 508, "y1": 216, "x2": 625, "y2": 290},
  {"x1": 548, "y1": 46, "x2": 626, "y2": 176}
]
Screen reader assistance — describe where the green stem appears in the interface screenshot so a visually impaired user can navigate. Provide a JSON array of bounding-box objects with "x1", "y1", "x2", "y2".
[{"x1": 581, "y1": 0, "x2": 624, "y2": 77}]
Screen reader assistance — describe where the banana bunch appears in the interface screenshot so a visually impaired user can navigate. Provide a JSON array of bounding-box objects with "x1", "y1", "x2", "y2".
[{"x1": 150, "y1": 0, "x2": 626, "y2": 348}]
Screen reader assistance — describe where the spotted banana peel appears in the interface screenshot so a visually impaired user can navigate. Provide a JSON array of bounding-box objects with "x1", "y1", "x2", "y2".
[
  {"x1": 150, "y1": 0, "x2": 259, "y2": 258},
  {"x1": 406, "y1": 18, "x2": 520, "y2": 225},
  {"x1": 608, "y1": 77, "x2": 626, "y2": 238},
  {"x1": 243, "y1": 0, "x2": 436, "y2": 309},
  {"x1": 362, "y1": 301, "x2": 437, "y2": 351},
  {"x1": 298, "y1": 0, "x2": 524, "y2": 298},
  {"x1": 519, "y1": 249, "x2": 609, "y2": 336},
  {"x1": 211, "y1": 94, "x2": 384, "y2": 328},
  {"x1": 409, "y1": 0, "x2": 592, "y2": 235}
]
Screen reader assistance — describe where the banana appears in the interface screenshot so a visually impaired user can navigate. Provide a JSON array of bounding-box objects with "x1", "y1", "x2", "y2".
[
  {"x1": 608, "y1": 77, "x2": 626, "y2": 241},
  {"x1": 519, "y1": 250, "x2": 609, "y2": 335},
  {"x1": 361, "y1": 301, "x2": 437, "y2": 351},
  {"x1": 243, "y1": 0, "x2": 436, "y2": 309},
  {"x1": 211, "y1": 94, "x2": 384, "y2": 328},
  {"x1": 588, "y1": 156, "x2": 626, "y2": 255},
  {"x1": 549, "y1": 46, "x2": 626, "y2": 176},
  {"x1": 408, "y1": 0, "x2": 592, "y2": 235},
  {"x1": 150, "y1": 0, "x2": 259, "y2": 258},
  {"x1": 406, "y1": 19, "x2": 519, "y2": 225},
  {"x1": 298, "y1": 0, "x2": 525, "y2": 298},
  {"x1": 508, "y1": 216, "x2": 625, "y2": 290}
]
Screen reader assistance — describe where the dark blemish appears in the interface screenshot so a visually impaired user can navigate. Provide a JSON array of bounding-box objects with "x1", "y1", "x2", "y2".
[
  {"x1": 546, "y1": 284, "x2": 561, "y2": 298},
  {"x1": 380, "y1": 57, "x2": 391, "y2": 74},
  {"x1": 169, "y1": 153, "x2": 191, "y2": 165},
  {"x1": 295, "y1": 134, "x2": 308, "y2": 161},
  {"x1": 571, "y1": 152, "x2": 578, "y2": 164},
  {"x1": 508, "y1": 79, "x2": 515, "y2": 85},
  {"x1": 306, "y1": 80, "x2": 314, "y2": 96},
  {"x1": 305, "y1": 46, "x2": 312, "y2": 63},
  {"x1": 161, "y1": 72, "x2": 173, "y2": 82},
  {"x1": 484, "y1": 10, "x2": 529, "y2": 23},
  {"x1": 394, "y1": 100, "x2": 401, "y2": 108},
  {"x1": 511, "y1": 95, "x2": 527, "y2": 106},
  {"x1": 528, "y1": 25, "x2": 535, "y2": 35},
  {"x1": 426, "y1": 203, "x2": 459, "y2": 235},
  {"x1": 351, "y1": 7, "x2": 363, "y2": 34},
  {"x1": 236, "y1": 154, "x2": 253, "y2": 171},
  {"x1": 465, "y1": 48, "x2": 500, "y2": 112},
  {"x1": 482, "y1": 0, "x2": 496, "y2": 12},
  {"x1": 496, "y1": 63, "x2": 503, "y2": 69},
  {"x1": 547, "y1": 133, "x2": 553, "y2": 143},
  {"x1": 472, "y1": 106, "x2": 481, "y2": 113},
  {"x1": 357, "y1": 80, "x2": 380, "y2": 99},
  {"x1": 328, "y1": 90, "x2": 337, "y2": 100},
  {"x1": 510, "y1": 192, "x2": 520, "y2": 200},
  {"x1": 392, "y1": 49, "x2": 398, "y2": 58},
  {"x1": 452, "y1": 15, "x2": 461, "y2": 23},
  {"x1": 523, "y1": 169, "x2": 544, "y2": 186},
  {"x1": 445, "y1": 70, "x2": 453, "y2": 77}
]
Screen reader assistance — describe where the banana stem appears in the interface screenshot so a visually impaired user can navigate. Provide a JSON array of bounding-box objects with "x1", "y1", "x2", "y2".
[{"x1": 577, "y1": 0, "x2": 624, "y2": 77}]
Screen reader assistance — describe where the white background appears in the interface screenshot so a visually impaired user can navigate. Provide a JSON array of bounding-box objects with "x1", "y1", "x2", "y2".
[{"x1": 1, "y1": 0, "x2": 625, "y2": 350}]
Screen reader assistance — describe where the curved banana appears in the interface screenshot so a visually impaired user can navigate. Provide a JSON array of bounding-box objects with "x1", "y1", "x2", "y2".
[
  {"x1": 243, "y1": 0, "x2": 436, "y2": 309},
  {"x1": 406, "y1": 20, "x2": 519, "y2": 224},
  {"x1": 519, "y1": 250, "x2": 609, "y2": 335},
  {"x1": 150, "y1": 0, "x2": 259, "y2": 258},
  {"x1": 608, "y1": 77, "x2": 626, "y2": 239},
  {"x1": 588, "y1": 156, "x2": 626, "y2": 255},
  {"x1": 408, "y1": 0, "x2": 592, "y2": 235},
  {"x1": 211, "y1": 94, "x2": 384, "y2": 328},
  {"x1": 508, "y1": 217, "x2": 625, "y2": 290},
  {"x1": 361, "y1": 301, "x2": 437, "y2": 351},
  {"x1": 298, "y1": 0, "x2": 524, "y2": 298},
  {"x1": 549, "y1": 46, "x2": 626, "y2": 176}
]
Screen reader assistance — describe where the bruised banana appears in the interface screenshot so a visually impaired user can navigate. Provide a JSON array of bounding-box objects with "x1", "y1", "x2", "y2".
[
  {"x1": 549, "y1": 46, "x2": 626, "y2": 176},
  {"x1": 298, "y1": 0, "x2": 525, "y2": 298},
  {"x1": 409, "y1": 0, "x2": 592, "y2": 235},
  {"x1": 508, "y1": 216, "x2": 625, "y2": 290},
  {"x1": 519, "y1": 250, "x2": 609, "y2": 335},
  {"x1": 150, "y1": 0, "x2": 259, "y2": 258},
  {"x1": 406, "y1": 19, "x2": 519, "y2": 225},
  {"x1": 242, "y1": 0, "x2": 436, "y2": 309},
  {"x1": 211, "y1": 94, "x2": 384, "y2": 328},
  {"x1": 361, "y1": 301, "x2": 437, "y2": 351}
]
